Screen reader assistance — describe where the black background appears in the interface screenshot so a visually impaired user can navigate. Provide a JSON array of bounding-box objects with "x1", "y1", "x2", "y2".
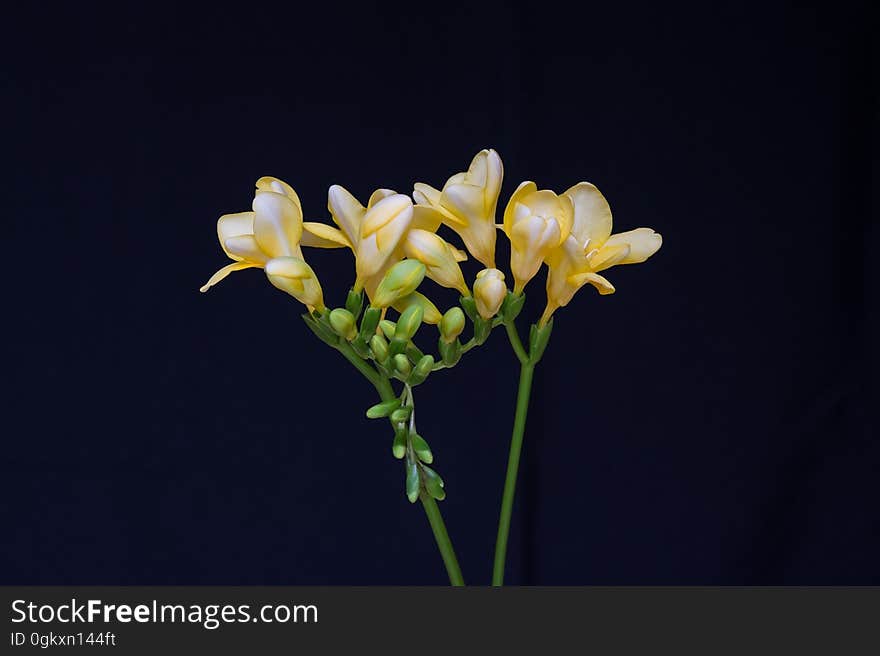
[{"x1": 3, "y1": 1, "x2": 876, "y2": 584}]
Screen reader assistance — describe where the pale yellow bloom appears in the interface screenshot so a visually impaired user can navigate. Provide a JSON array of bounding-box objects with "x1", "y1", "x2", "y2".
[
  {"x1": 200, "y1": 177, "x2": 324, "y2": 310},
  {"x1": 502, "y1": 182, "x2": 573, "y2": 294},
  {"x1": 413, "y1": 149, "x2": 503, "y2": 268},
  {"x1": 301, "y1": 185, "x2": 465, "y2": 320},
  {"x1": 542, "y1": 182, "x2": 662, "y2": 323},
  {"x1": 472, "y1": 268, "x2": 507, "y2": 320}
]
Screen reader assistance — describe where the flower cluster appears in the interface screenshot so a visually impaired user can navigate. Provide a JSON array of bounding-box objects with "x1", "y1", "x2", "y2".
[{"x1": 202, "y1": 149, "x2": 662, "y2": 325}]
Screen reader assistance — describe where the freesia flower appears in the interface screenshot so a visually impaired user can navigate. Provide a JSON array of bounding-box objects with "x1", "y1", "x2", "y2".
[
  {"x1": 301, "y1": 185, "x2": 466, "y2": 322},
  {"x1": 200, "y1": 176, "x2": 324, "y2": 310},
  {"x1": 502, "y1": 182, "x2": 574, "y2": 294},
  {"x1": 413, "y1": 149, "x2": 503, "y2": 268},
  {"x1": 542, "y1": 182, "x2": 662, "y2": 323}
]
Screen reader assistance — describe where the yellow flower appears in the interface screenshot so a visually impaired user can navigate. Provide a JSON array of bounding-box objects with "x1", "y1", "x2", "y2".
[
  {"x1": 542, "y1": 182, "x2": 662, "y2": 323},
  {"x1": 502, "y1": 182, "x2": 573, "y2": 294},
  {"x1": 413, "y1": 148, "x2": 503, "y2": 268},
  {"x1": 302, "y1": 185, "x2": 465, "y2": 315},
  {"x1": 201, "y1": 177, "x2": 324, "y2": 310},
  {"x1": 472, "y1": 268, "x2": 507, "y2": 319}
]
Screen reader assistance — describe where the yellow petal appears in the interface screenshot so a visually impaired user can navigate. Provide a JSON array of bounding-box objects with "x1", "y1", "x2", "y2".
[
  {"x1": 360, "y1": 194, "x2": 413, "y2": 238},
  {"x1": 568, "y1": 271, "x2": 615, "y2": 295},
  {"x1": 411, "y1": 205, "x2": 443, "y2": 233},
  {"x1": 502, "y1": 181, "x2": 537, "y2": 234},
  {"x1": 589, "y1": 243, "x2": 631, "y2": 272},
  {"x1": 367, "y1": 188, "x2": 396, "y2": 209},
  {"x1": 442, "y1": 183, "x2": 484, "y2": 225},
  {"x1": 256, "y1": 177, "x2": 302, "y2": 211},
  {"x1": 252, "y1": 191, "x2": 303, "y2": 258},
  {"x1": 393, "y1": 292, "x2": 442, "y2": 324},
  {"x1": 199, "y1": 261, "x2": 260, "y2": 292},
  {"x1": 217, "y1": 212, "x2": 255, "y2": 261},
  {"x1": 604, "y1": 228, "x2": 662, "y2": 264},
  {"x1": 563, "y1": 182, "x2": 612, "y2": 247},
  {"x1": 224, "y1": 235, "x2": 270, "y2": 264},
  {"x1": 302, "y1": 222, "x2": 352, "y2": 249},
  {"x1": 327, "y1": 185, "x2": 366, "y2": 244}
]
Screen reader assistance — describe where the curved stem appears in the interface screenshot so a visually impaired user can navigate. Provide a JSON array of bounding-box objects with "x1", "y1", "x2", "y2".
[
  {"x1": 420, "y1": 493, "x2": 465, "y2": 586},
  {"x1": 337, "y1": 339, "x2": 464, "y2": 585},
  {"x1": 505, "y1": 321, "x2": 529, "y2": 365},
  {"x1": 492, "y1": 360, "x2": 535, "y2": 586}
]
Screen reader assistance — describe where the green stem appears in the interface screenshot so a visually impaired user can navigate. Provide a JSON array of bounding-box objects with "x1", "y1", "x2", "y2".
[
  {"x1": 420, "y1": 493, "x2": 465, "y2": 586},
  {"x1": 492, "y1": 358, "x2": 535, "y2": 586},
  {"x1": 505, "y1": 321, "x2": 529, "y2": 365},
  {"x1": 337, "y1": 339, "x2": 464, "y2": 586}
]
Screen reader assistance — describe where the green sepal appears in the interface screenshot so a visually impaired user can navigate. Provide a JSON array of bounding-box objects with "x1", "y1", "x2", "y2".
[
  {"x1": 392, "y1": 353, "x2": 412, "y2": 377},
  {"x1": 345, "y1": 288, "x2": 364, "y2": 319},
  {"x1": 408, "y1": 354, "x2": 434, "y2": 386},
  {"x1": 390, "y1": 406, "x2": 412, "y2": 424},
  {"x1": 389, "y1": 336, "x2": 408, "y2": 358},
  {"x1": 411, "y1": 433, "x2": 433, "y2": 464},
  {"x1": 500, "y1": 292, "x2": 526, "y2": 323},
  {"x1": 473, "y1": 315, "x2": 491, "y2": 345},
  {"x1": 459, "y1": 294, "x2": 477, "y2": 321},
  {"x1": 301, "y1": 313, "x2": 339, "y2": 347},
  {"x1": 529, "y1": 319, "x2": 554, "y2": 363},
  {"x1": 405, "y1": 460, "x2": 420, "y2": 503},
  {"x1": 359, "y1": 307, "x2": 382, "y2": 340},
  {"x1": 392, "y1": 427, "x2": 408, "y2": 459},
  {"x1": 438, "y1": 338, "x2": 461, "y2": 366},
  {"x1": 370, "y1": 334, "x2": 389, "y2": 363},
  {"x1": 406, "y1": 343, "x2": 425, "y2": 363},
  {"x1": 366, "y1": 398, "x2": 400, "y2": 419},
  {"x1": 350, "y1": 336, "x2": 371, "y2": 358},
  {"x1": 421, "y1": 465, "x2": 445, "y2": 500}
]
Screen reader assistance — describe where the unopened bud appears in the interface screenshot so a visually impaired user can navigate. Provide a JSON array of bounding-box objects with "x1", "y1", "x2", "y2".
[
  {"x1": 329, "y1": 308, "x2": 357, "y2": 340},
  {"x1": 395, "y1": 304, "x2": 424, "y2": 341},
  {"x1": 393, "y1": 353, "x2": 412, "y2": 377},
  {"x1": 439, "y1": 307, "x2": 465, "y2": 343},
  {"x1": 473, "y1": 268, "x2": 507, "y2": 319},
  {"x1": 371, "y1": 260, "x2": 426, "y2": 308}
]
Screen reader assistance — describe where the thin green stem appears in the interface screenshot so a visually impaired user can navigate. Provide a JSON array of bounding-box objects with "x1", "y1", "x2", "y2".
[
  {"x1": 505, "y1": 321, "x2": 529, "y2": 365},
  {"x1": 420, "y1": 493, "x2": 465, "y2": 586},
  {"x1": 492, "y1": 359, "x2": 535, "y2": 586},
  {"x1": 336, "y1": 339, "x2": 464, "y2": 586}
]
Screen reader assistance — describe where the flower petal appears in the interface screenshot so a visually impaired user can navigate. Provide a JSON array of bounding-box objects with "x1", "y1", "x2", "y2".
[
  {"x1": 217, "y1": 212, "x2": 255, "y2": 261},
  {"x1": 367, "y1": 188, "x2": 396, "y2": 209},
  {"x1": 589, "y1": 243, "x2": 631, "y2": 271},
  {"x1": 301, "y1": 222, "x2": 352, "y2": 249},
  {"x1": 563, "y1": 182, "x2": 613, "y2": 247},
  {"x1": 224, "y1": 235, "x2": 270, "y2": 264},
  {"x1": 502, "y1": 181, "x2": 537, "y2": 234},
  {"x1": 567, "y1": 271, "x2": 615, "y2": 295},
  {"x1": 199, "y1": 261, "x2": 260, "y2": 292},
  {"x1": 327, "y1": 185, "x2": 366, "y2": 244},
  {"x1": 604, "y1": 228, "x2": 663, "y2": 264},
  {"x1": 256, "y1": 177, "x2": 302, "y2": 211},
  {"x1": 361, "y1": 194, "x2": 413, "y2": 239},
  {"x1": 252, "y1": 190, "x2": 303, "y2": 258}
]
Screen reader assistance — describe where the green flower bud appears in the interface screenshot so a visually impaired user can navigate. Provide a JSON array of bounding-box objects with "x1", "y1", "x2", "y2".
[
  {"x1": 366, "y1": 399, "x2": 400, "y2": 419},
  {"x1": 439, "y1": 307, "x2": 465, "y2": 343},
  {"x1": 408, "y1": 354, "x2": 434, "y2": 386},
  {"x1": 405, "y1": 460, "x2": 420, "y2": 503},
  {"x1": 372, "y1": 260, "x2": 426, "y2": 308},
  {"x1": 395, "y1": 304, "x2": 424, "y2": 341},
  {"x1": 393, "y1": 353, "x2": 412, "y2": 377},
  {"x1": 329, "y1": 308, "x2": 357, "y2": 340},
  {"x1": 392, "y1": 427, "x2": 408, "y2": 459},
  {"x1": 390, "y1": 406, "x2": 412, "y2": 424},
  {"x1": 379, "y1": 319, "x2": 397, "y2": 340},
  {"x1": 370, "y1": 334, "x2": 389, "y2": 362},
  {"x1": 411, "y1": 433, "x2": 433, "y2": 464},
  {"x1": 421, "y1": 465, "x2": 445, "y2": 501}
]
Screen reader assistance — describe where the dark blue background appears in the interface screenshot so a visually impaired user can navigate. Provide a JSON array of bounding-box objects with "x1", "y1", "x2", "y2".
[{"x1": 3, "y1": 1, "x2": 876, "y2": 584}]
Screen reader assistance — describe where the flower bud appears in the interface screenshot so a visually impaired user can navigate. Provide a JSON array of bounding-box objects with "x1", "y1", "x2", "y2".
[
  {"x1": 329, "y1": 308, "x2": 357, "y2": 340},
  {"x1": 409, "y1": 354, "x2": 435, "y2": 386},
  {"x1": 379, "y1": 319, "x2": 397, "y2": 340},
  {"x1": 439, "y1": 307, "x2": 465, "y2": 343},
  {"x1": 403, "y1": 228, "x2": 469, "y2": 295},
  {"x1": 371, "y1": 260, "x2": 426, "y2": 308},
  {"x1": 370, "y1": 334, "x2": 389, "y2": 362},
  {"x1": 393, "y1": 353, "x2": 412, "y2": 377},
  {"x1": 395, "y1": 304, "x2": 424, "y2": 341},
  {"x1": 473, "y1": 268, "x2": 507, "y2": 319},
  {"x1": 265, "y1": 256, "x2": 325, "y2": 311}
]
